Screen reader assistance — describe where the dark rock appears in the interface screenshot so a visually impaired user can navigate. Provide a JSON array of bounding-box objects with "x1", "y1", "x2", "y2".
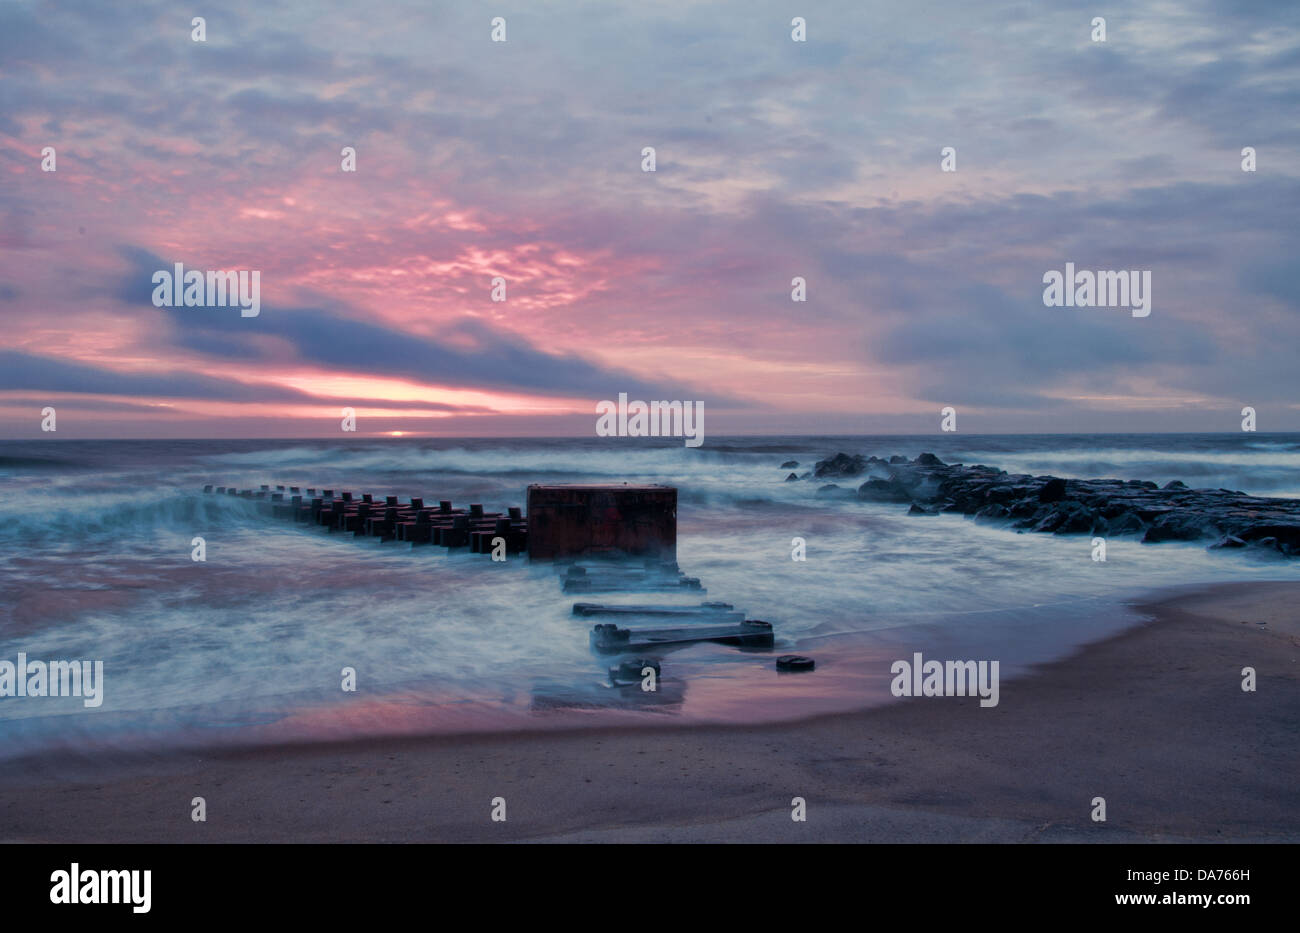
[
  {"x1": 776, "y1": 655, "x2": 815, "y2": 672},
  {"x1": 1039, "y1": 478, "x2": 1068, "y2": 502},
  {"x1": 1104, "y1": 512, "x2": 1148, "y2": 536},
  {"x1": 1053, "y1": 505, "x2": 1098, "y2": 534},
  {"x1": 1133, "y1": 505, "x2": 1176, "y2": 522},
  {"x1": 814, "y1": 453, "x2": 868, "y2": 478},
  {"x1": 814, "y1": 452, "x2": 1300, "y2": 559},
  {"x1": 1163, "y1": 480, "x2": 1188, "y2": 490},
  {"x1": 1031, "y1": 507, "x2": 1072, "y2": 533},
  {"x1": 1143, "y1": 512, "x2": 1218, "y2": 543},
  {"x1": 1008, "y1": 498, "x2": 1040, "y2": 518},
  {"x1": 780, "y1": 460, "x2": 799, "y2": 469},
  {"x1": 785, "y1": 472, "x2": 799, "y2": 482},
  {"x1": 1238, "y1": 523, "x2": 1300, "y2": 550}
]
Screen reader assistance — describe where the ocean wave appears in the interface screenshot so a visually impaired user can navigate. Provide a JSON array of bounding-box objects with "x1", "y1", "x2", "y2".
[{"x1": 0, "y1": 490, "x2": 266, "y2": 541}]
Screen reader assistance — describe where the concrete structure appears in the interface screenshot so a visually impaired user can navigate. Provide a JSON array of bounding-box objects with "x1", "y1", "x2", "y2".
[{"x1": 526, "y1": 484, "x2": 677, "y2": 561}]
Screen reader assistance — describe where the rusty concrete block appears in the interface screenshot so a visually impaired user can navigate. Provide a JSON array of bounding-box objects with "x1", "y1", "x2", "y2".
[{"x1": 526, "y1": 484, "x2": 676, "y2": 561}]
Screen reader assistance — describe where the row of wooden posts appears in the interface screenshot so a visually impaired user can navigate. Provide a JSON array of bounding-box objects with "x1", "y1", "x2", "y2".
[
  {"x1": 202, "y1": 484, "x2": 527, "y2": 555},
  {"x1": 201, "y1": 482, "x2": 803, "y2": 673}
]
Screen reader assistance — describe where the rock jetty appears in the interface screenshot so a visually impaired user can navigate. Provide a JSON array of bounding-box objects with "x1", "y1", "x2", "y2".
[{"x1": 794, "y1": 452, "x2": 1300, "y2": 557}]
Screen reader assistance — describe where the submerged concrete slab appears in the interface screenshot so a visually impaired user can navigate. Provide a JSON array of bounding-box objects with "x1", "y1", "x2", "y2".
[
  {"x1": 573, "y1": 602, "x2": 743, "y2": 622},
  {"x1": 590, "y1": 620, "x2": 774, "y2": 654}
]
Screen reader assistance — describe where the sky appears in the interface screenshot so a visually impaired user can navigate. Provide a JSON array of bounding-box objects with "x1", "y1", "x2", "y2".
[{"x1": 1, "y1": 0, "x2": 1298, "y2": 438}]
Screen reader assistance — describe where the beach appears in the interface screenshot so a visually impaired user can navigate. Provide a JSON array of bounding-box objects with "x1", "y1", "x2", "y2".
[
  {"x1": 3, "y1": 580, "x2": 1296, "y2": 843},
  {"x1": 4, "y1": 0, "x2": 1299, "y2": 888}
]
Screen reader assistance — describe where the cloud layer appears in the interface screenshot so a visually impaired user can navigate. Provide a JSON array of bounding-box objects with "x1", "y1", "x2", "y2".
[{"x1": 1, "y1": 0, "x2": 1298, "y2": 436}]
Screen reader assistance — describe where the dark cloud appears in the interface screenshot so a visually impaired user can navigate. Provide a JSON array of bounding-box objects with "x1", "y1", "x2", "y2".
[
  {"x1": 0, "y1": 350, "x2": 493, "y2": 413},
  {"x1": 115, "y1": 248, "x2": 746, "y2": 405},
  {"x1": 0, "y1": 350, "x2": 306, "y2": 401}
]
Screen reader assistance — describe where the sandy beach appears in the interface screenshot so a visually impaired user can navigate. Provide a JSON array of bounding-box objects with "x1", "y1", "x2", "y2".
[{"x1": 2, "y1": 580, "x2": 1296, "y2": 844}]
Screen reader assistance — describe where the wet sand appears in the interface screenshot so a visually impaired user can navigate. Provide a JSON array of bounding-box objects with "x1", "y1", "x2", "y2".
[{"x1": 2, "y1": 581, "x2": 1297, "y2": 843}]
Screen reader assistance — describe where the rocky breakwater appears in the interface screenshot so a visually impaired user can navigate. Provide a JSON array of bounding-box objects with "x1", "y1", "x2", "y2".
[{"x1": 801, "y1": 452, "x2": 1300, "y2": 557}]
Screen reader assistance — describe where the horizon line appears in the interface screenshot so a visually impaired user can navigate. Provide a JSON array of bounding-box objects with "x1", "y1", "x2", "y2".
[{"x1": 4, "y1": 430, "x2": 1300, "y2": 443}]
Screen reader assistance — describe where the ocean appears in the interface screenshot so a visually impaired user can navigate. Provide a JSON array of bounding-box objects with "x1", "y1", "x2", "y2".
[{"x1": 2, "y1": 433, "x2": 1298, "y2": 759}]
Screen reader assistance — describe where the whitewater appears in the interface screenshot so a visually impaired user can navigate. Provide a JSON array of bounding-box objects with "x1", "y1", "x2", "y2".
[{"x1": 2, "y1": 433, "x2": 1297, "y2": 759}]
